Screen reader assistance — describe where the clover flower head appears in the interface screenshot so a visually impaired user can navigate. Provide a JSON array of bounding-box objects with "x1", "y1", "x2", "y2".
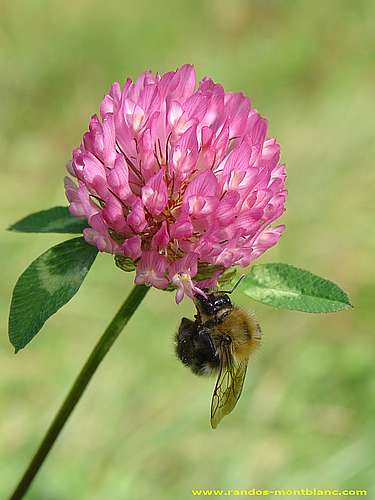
[{"x1": 65, "y1": 64, "x2": 287, "y2": 302}]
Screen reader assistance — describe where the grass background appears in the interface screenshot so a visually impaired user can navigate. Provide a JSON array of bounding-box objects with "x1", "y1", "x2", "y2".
[{"x1": 1, "y1": 0, "x2": 374, "y2": 498}]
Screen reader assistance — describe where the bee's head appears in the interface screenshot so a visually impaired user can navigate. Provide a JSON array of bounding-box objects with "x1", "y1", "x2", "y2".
[{"x1": 194, "y1": 292, "x2": 232, "y2": 321}]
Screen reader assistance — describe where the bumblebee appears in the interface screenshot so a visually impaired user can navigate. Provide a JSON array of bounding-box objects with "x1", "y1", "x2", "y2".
[{"x1": 175, "y1": 283, "x2": 261, "y2": 428}]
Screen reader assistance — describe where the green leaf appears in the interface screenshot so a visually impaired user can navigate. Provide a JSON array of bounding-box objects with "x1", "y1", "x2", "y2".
[
  {"x1": 240, "y1": 263, "x2": 352, "y2": 313},
  {"x1": 8, "y1": 206, "x2": 88, "y2": 234},
  {"x1": 9, "y1": 237, "x2": 98, "y2": 352}
]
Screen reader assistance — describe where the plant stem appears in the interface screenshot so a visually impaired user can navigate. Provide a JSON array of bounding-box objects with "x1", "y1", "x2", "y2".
[{"x1": 9, "y1": 284, "x2": 149, "y2": 500}]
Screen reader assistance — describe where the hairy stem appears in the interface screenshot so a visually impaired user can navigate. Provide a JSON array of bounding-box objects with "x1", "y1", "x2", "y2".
[{"x1": 9, "y1": 284, "x2": 149, "y2": 500}]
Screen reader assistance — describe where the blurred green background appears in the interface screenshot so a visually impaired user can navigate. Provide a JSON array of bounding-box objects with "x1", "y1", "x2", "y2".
[{"x1": 1, "y1": 0, "x2": 374, "y2": 498}]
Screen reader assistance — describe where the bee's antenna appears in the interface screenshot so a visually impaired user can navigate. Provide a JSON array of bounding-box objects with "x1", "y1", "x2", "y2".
[{"x1": 220, "y1": 274, "x2": 245, "y2": 294}]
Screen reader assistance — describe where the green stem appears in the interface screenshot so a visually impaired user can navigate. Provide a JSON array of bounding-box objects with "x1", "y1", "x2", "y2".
[{"x1": 9, "y1": 284, "x2": 149, "y2": 500}]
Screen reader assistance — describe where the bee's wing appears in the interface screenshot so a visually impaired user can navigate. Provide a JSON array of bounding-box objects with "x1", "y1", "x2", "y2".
[{"x1": 210, "y1": 344, "x2": 248, "y2": 429}]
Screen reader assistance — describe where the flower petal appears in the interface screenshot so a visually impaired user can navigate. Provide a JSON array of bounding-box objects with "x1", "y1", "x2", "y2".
[{"x1": 142, "y1": 169, "x2": 168, "y2": 216}]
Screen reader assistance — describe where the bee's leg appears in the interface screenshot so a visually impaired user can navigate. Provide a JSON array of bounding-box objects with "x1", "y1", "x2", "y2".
[{"x1": 194, "y1": 327, "x2": 220, "y2": 376}]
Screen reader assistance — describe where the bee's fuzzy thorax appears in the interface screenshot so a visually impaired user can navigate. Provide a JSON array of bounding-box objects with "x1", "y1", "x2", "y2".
[{"x1": 217, "y1": 307, "x2": 261, "y2": 362}]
